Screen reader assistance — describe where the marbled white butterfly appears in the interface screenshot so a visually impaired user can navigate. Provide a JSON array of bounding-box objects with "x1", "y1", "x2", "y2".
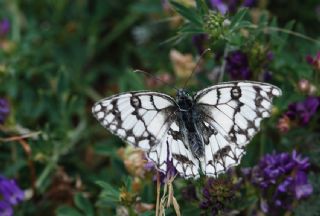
[{"x1": 92, "y1": 81, "x2": 282, "y2": 179}]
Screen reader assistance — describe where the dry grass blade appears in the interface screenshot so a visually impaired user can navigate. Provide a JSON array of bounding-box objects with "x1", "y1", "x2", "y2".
[
  {"x1": 172, "y1": 196, "x2": 181, "y2": 216},
  {"x1": 167, "y1": 182, "x2": 173, "y2": 208},
  {"x1": 0, "y1": 131, "x2": 41, "y2": 143}
]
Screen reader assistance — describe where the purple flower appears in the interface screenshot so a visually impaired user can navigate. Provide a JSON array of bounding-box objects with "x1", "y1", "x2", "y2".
[
  {"x1": 0, "y1": 201, "x2": 13, "y2": 216},
  {"x1": 294, "y1": 171, "x2": 313, "y2": 199},
  {"x1": 210, "y1": 0, "x2": 229, "y2": 14},
  {"x1": 262, "y1": 70, "x2": 272, "y2": 81},
  {"x1": 0, "y1": 19, "x2": 10, "y2": 37},
  {"x1": 0, "y1": 98, "x2": 10, "y2": 124},
  {"x1": 210, "y1": 0, "x2": 256, "y2": 14},
  {"x1": 286, "y1": 96, "x2": 320, "y2": 125},
  {"x1": 0, "y1": 176, "x2": 24, "y2": 216},
  {"x1": 245, "y1": 151, "x2": 313, "y2": 213},
  {"x1": 200, "y1": 176, "x2": 237, "y2": 215},
  {"x1": 0, "y1": 176, "x2": 24, "y2": 206},
  {"x1": 243, "y1": 0, "x2": 256, "y2": 7},
  {"x1": 159, "y1": 159, "x2": 177, "y2": 183},
  {"x1": 145, "y1": 159, "x2": 178, "y2": 184},
  {"x1": 226, "y1": 50, "x2": 252, "y2": 80}
]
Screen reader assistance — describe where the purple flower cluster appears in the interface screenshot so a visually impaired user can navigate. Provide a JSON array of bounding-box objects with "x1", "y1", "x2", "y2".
[
  {"x1": 226, "y1": 50, "x2": 252, "y2": 80},
  {"x1": 200, "y1": 177, "x2": 236, "y2": 215},
  {"x1": 210, "y1": 0, "x2": 256, "y2": 14},
  {"x1": 245, "y1": 151, "x2": 313, "y2": 213},
  {"x1": 0, "y1": 98, "x2": 10, "y2": 124},
  {"x1": 286, "y1": 96, "x2": 320, "y2": 125},
  {"x1": 0, "y1": 19, "x2": 10, "y2": 37},
  {"x1": 0, "y1": 176, "x2": 24, "y2": 216}
]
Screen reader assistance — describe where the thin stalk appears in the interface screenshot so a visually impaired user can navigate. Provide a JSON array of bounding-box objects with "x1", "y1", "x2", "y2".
[
  {"x1": 156, "y1": 171, "x2": 161, "y2": 216},
  {"x1": 219, "y1": 45, "x2": 230, "y2": 82},
  {"x1": 246, "y1": 25, "x2": 320, "y2": 44}
]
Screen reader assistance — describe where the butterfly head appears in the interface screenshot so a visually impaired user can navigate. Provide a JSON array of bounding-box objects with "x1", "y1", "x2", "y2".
[{"x1": 176, "y1": 89, "x2": 193, "y2": 110}]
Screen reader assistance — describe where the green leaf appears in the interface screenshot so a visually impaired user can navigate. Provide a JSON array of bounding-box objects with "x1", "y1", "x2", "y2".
[
  {"x1": 195, "y1": 0, "x2": 209, "y2": 17},
  {"x1": 232, "y1": 20, "x2": 253, "y2": 30},
  {"x1": 93, "y1": 140, "x2": 119, "y2": 157},
  {"x1": 257, "y1": 10, "x2": 269, "y2": 27},
  {"x1": 96, "y1": 181, "x2": 120, "y2": 202},
  {"x1": 179, "y1": 24, "x2": 204, "y2": 34},
  {"x1": 230, "y1": 8, "x2": 249, "y2": 29},
  {"x1": 283, "y1": 20, "x2": 296, "y2": 38},
  {"x1": 74, "y1": 193, "x2": 94, "y2": 216},
  {"x1": 170, "y1": 1, "x2": 202, "y2": 25},
  {"x1": 56, "y1": 206, "x2": 83, "y2": 216}
]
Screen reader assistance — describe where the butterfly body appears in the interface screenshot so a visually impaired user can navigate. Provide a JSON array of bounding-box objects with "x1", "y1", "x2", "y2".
[
  {"x1": 176, "y1": 89, "x2": 205, "y2": 158},
  {"x1": 93, "y1": 81, "x2": 282, "y2": 179}
]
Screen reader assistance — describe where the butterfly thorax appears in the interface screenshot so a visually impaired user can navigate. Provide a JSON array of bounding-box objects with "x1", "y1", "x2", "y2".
[
  {"x1": 176, "y1": 89, "x2": 193, "y2": 111},
  {"x1": 176, "y1": 89, "x2": 204, "y2": 158}
]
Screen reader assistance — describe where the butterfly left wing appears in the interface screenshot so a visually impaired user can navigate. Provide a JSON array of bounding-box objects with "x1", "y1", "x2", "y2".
[
  {"x1": 92, "y1": 91, "x2": 177, "y2": 150},
  {"x1": 92, "y1": 91, "x2": 200, "y2": 178},
  {"x1": 194, "y1": 81, "x2": 282, "y2": 177}
]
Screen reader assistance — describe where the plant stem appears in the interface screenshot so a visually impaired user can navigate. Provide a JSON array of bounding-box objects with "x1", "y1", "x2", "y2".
[
  {"x1": 156, "y1": 171, "x2": 161, "y2": 216},
  {"x1": 219, "y1": 45, "x2": 230, "y2": 82},
  {"x1": 247, "y1": 24, "x2": 320, "y2": 44}
]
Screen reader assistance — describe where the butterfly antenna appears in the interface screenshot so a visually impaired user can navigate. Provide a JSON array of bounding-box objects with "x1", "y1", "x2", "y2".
[
  {"x1": 133, "y1": 69, "x2": 179, "y2": 91},
  {"x1": 183, "y1": 48, "x2": 212, "y2": 88}
]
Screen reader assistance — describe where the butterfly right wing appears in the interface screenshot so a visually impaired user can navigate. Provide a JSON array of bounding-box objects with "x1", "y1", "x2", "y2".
[{"x1": 194, "y1": 81, "x2": 282, "y2": 177}]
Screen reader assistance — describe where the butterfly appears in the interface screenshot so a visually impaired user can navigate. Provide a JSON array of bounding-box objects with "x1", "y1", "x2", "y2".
[{"x1": 92, "y1": 81, "x2": 282, "y2": 179}]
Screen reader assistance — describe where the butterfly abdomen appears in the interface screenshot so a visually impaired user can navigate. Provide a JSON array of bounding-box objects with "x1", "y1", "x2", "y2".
[
  {"x1": 178, "y1": 108, "x2": 205, "y2": 159},
  {"x1": 188, "y1": 132, "x2": 204, "y2": 158}
]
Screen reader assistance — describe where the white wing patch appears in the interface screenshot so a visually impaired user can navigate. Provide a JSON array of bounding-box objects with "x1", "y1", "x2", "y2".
[
  {"x1": 195, "y1": 81, "x2": 282, "y2": 176},
  {"x1": 147, "y1": 121, "x2": 200, "y2": 179},
  {"x1": 92, "y1": 91, "x2": 176, "y2": 150}
]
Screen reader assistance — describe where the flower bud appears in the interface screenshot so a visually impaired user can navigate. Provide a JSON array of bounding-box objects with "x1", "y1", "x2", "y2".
[
  {"x1": 204, "y1": 11, "x2": 226, "y2": 40},
  {"x1": 298, "y1": 79, "x2": 310, "y2": 93}
]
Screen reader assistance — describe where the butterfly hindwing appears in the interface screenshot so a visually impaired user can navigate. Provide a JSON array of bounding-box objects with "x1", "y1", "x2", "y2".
[
  {"x1": 196, "y1": 120, "x2": 245, "y2": 177},
  {"x1": 147, "y1": 121, "x2": 200, "y2": 179},
  {"x1": 194, "y1": 81, "x2": 282, "y2": 176},
  {"x1": 92, "y1": 91, "x2": 177, "y2": 150}
]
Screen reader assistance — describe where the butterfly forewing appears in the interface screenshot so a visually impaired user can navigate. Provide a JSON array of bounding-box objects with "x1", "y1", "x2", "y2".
[
  {"x1": 194, "y1": 81, "x2": 282, "y2": 177},
  {"x1": 92, "y1": 91, "x2": 177, "y2": 150}
]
